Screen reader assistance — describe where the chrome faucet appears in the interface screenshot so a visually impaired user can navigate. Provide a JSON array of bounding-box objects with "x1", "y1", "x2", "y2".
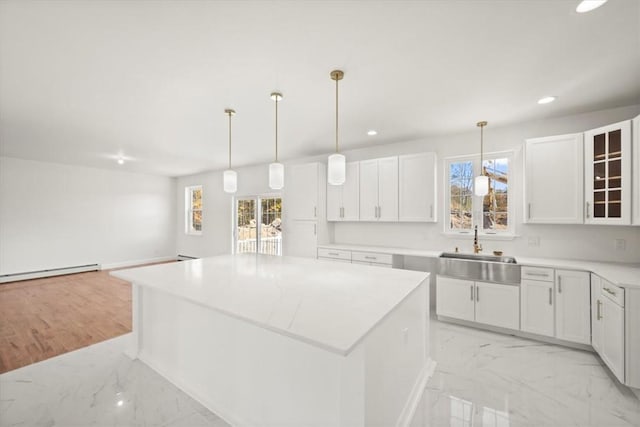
[{"x1": 473, "y1": 225, "x2": 483, "y2": 254}]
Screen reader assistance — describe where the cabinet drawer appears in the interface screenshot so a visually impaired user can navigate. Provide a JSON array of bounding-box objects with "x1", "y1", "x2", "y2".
[
  {"x1": 317, "y1": 248, "x2": 352, "y2": 261},
  {"x1": 601, "y1": 279, "x2": 625, "y2": 307},
  {"x1": 351, "y1": 251, "x2": 393, "y2": 265},
  {"x1": 521, "y1": 266, "x2": 554, "y2": 282}
]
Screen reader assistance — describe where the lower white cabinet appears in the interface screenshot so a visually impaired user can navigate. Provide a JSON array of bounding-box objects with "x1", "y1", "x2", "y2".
[
  {"x1": 316, "y1": 247, "x2": 393, "y2": 268},
  {"x1": 436, "y1": 276, "x2": 519, "y2": 330},
  {"x1": 592, "y1": 274, "x2": 626, "y2": 382},
  {"x1": 555, "y1": 269, "x2": 591, "y2": 345},
  {"x1": 436, "y1": 277, "x2": 475, "y2": 322},
  {"x1": 521, "y1": 278, "x2": 554, "y2": 336}
]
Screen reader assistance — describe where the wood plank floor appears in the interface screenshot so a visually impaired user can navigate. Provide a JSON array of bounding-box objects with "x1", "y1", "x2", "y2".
[{"x1": 0, "y1": 269, "x2": 135, "y2": 373}]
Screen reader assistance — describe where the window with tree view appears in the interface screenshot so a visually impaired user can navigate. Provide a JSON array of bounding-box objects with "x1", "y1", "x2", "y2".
[
  {"x1": 447, "y1": 155, "x2": 511, "y2": 234},
  {"x1": 186, "y1": 185, "x2": 203, "y2": 234}
]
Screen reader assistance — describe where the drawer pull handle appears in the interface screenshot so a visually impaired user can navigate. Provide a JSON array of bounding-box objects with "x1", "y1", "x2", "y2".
[
  {"x1": 328, "y1": 252, "x2": 340, "y2": 256},
  {"x1": 476, "y1": 286, "x2": 479, "y2": 302},
  {"x1": 603, "y1": 287, "x2": 616, "y2": 296},
  {"x1": 364, "y1": 256, "x2": 377, "y2": 260},
  {"x1": 526, "y1": 272, "x2": 550, "y2": 277},
  {"x1": 597, "y1": 299, "x2": 602, "y2": 320},
  {"x1": 548, "y1": 287, "x2": 552, "y2": 305},
  {"x1": 558, "y1": 276, "x2": 562, "y2": 294},
  {"x1": 470, "y1": 285, "x2": 474, "y2": 301}
]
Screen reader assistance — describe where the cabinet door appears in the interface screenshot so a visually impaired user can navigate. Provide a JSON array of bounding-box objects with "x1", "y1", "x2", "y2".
[
  {"x1": 342, "y1": 162, "x2": 360, "y2": 221},
  {"x1": 326, "y1": 181, "x2": 342, "y2": 221},
  {"x1": 601, "y1": 296, "x2": 625, "y2": 381},
  {"x1": 282, "y1": 220, "x2": 317, "y2": 258},
  {"x1": 399, "y1": 153, "x2": 437, "y2": 222},
  {"x1": 633, "y1": 115, "x2": 640, "y2": 225},
  {"x1": 555, "y1": 270, "x2": 591, "y2": 344},
  {"x1": 521, "y1": 279, "x2": 554, "y2": 337},
  {"x1": 436, "y1": 276, "x2": 474, "y2": 321},
  {"x1": 285, "y1": 163, "x2": 319, "y2": 220},
  {"x1": 359, "y1": 159, "x2": 379, "y2": 221},
  {"x1": 377, "y1": 156, "x2": 398, "y2": 221},
  {"x1": 584, "y1": 120, "x2": 632, "y2": 225},
  {"x1": 591, "y1": 274, "x2": 603, "y2": 353},
  {"x1": 475, "y1": 282, "x2": 520, "y2": 330},
  {"x1": 524, "y1": 134, "x2": 584, "y2": 224}
]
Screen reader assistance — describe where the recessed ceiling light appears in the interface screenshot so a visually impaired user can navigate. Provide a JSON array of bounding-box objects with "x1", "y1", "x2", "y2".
[
  {"x1": 367, "y1": 130, "x2": 378, "y2": 136},
  {"x1": 117, "y1": 158, "x2": 124, "y2": 165},
  {"x1": 537, "y1": 96, "x2": 557, "y2": 105},
  {"x1": 576, "y1": 0, "x2": 607, "y2": 13}
]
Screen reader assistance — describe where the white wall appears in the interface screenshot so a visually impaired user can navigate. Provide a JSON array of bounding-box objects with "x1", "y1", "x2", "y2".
[
  {"x1": 175, "y1": 104, "x2": 640, "y2": 264},
  {"x1": 175, "y1": 163, "x2": 280, "y2": 258},
  {"x1": 0, "y1": 157, "x2": 177, "y2": 275},
  {"x1": 330, "y1": 104, "x2": 640, "y2": 263}
]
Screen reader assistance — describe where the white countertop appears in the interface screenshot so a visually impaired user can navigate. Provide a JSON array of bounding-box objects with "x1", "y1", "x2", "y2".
[
  {"x1": 317, "y1": 244, "x2": 640, "y2": 289},
  {"x1": 111, "y1": 254, "x2": 429, "y2": 356}
]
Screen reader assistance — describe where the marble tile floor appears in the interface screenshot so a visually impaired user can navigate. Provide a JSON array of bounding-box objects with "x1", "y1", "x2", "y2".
[{"x1": 1, "y1": 320, "x2": 639, "y2": 426}]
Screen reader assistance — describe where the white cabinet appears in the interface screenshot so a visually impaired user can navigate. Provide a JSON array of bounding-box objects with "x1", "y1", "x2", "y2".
[
  {"x1": 591, "y1": 274, "x2": 603, "y2": 354},
  {"x1": 524, "y1": 133, "x2": 584, "y2": 224},
  {"x1": 398, "y1": 153, "x2": 437, "y2": 222},
  {"x1": 436, "y1": 276, "x2": 475, "y2": 322},
  {"x1": 521, "y1": 278, "x2": 555, "y2": 337},
  {"x1": 633, "y1": 115, "x2": 640, "y2": 225},
  {"x1": 283, "y1": 162, "x2": 329, "y2": 258},
  {"x1": 285, "y1": 163, "x2": 322, "y2": 221},
  {"x1": 359, "y1": 157, "x2": 398, "y2": 222},
  {"x1": 584, "y1": 120, "x2": 632, "y2": 225},
  {"x1": 475, "y1": 282, "x2": 520, "y2": 330},
  {"x1": 436, "y1": 276, "x2": 519, "y2": 330},
  {"x1": 601, "y1": 288, "x2": 625, "y2": 381},
  {"x1": 326, "y1": 162, "x2": 359, "y2": 221},
  {"x1": 555, "y1": 269, "x2": 591, "y2": 345},
  {"x1": 316, "y1": 246, "x2": 393, "y2": 268}
]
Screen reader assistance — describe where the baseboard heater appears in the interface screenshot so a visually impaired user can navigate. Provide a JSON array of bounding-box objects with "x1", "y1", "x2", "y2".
[
  {"x1": 177, "y1": 254, "x2": 198, "y2": 261},
  {"x1": 0, "y1": 264, "x2": 100, "y2": 284}
]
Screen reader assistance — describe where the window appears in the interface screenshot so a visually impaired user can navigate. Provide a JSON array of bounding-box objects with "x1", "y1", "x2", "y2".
[
  {"x1": 185, "y1": 185, "x2": 203, "y2": 235},
  {"x1": 234, "y1": 196, "x2": 282, "y2": 255},
  {"x1": 446, "y1": 153, "x2": 512, "y2": 235}
]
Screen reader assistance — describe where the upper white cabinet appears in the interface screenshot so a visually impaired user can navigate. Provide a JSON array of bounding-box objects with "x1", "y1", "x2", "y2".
[
  {"x1": 584, "y1": 120, "x2": 632, "y2": 225},
  {"x1": 326, "y1": 162, "x2": 359, "y2": 221},
  {"x1": 399, "y1": 153, "x2": 437, "y2": 222},
  {"x1": 359, "y1": 157, "x2": 398, "y2": 222},
  {"x1": 633, "y1": 115, "x2": 640, "y2": 225},
  {"x1": 524, "y1": 133, "x2": 584, "y2": 224},
  {"x1": 555, "y1": 269, "x2": 591, "y2": 345},
  {"x1": 285, "y1": 163, "x2": 323, "y2": 221}
]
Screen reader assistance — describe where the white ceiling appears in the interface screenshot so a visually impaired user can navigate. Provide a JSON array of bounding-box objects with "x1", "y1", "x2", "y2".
[{"x1": 1, "y1": 0, "x2": 639, "y2": 177}]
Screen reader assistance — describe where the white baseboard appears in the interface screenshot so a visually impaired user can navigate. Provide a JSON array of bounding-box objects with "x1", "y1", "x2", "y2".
[
  {"x1": 0, "y1": 264, "x2": 100, "y2": 283},
  {"x1": 101, "y1": 256, "x2": 177, "y2": 270}
]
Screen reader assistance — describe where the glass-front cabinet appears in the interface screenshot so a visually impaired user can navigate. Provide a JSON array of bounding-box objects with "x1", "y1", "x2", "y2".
[{"x1": 584, "y1": 120, "x2": 632, "y2": 225}]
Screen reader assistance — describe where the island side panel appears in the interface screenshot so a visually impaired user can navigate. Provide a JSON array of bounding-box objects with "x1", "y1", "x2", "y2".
[
  {"x1": 136, "y1": 285, "x2": 366, "y2": 427},
  {"x1": 363, "y1": 276, "x2": 431, "y2": 427},
  {"x1": 124, "y1": 283, "x2": 142, "y2": 360}
]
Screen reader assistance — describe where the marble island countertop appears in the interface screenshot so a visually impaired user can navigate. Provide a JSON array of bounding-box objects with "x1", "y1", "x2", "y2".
[
  {"x1": 317, "y1": 244, "x2": 640, "y2": 289},
  {"x1": 111, "y1": 254, "x2": 429, "y2": 356}
]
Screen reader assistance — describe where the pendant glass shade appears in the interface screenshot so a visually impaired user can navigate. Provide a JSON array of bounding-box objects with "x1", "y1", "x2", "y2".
[
  {"x1": 474, "y1": 174, "x2": 489, "y2": 197},
  {"x1": 328, "y1": 153, "x2": 346, "y2": 185},
  {"x1": 269, "y1": 162, "x2": 284, "y2": 190},
  {"x1": 223, "y1": 169, "x2": 237, "y2": 193}
]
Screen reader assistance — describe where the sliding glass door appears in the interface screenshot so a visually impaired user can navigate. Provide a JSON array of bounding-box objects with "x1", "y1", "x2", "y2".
[{"x1": 235, "y1": 196, "x2": 282, "y2": 255}]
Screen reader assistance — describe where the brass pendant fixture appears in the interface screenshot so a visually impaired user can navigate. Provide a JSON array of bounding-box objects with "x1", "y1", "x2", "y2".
[
  {"x1": 269, "y1": 92, "x2": 284, "y2": 190},
  {"x1": 327, "y1": 69, "x2": 346, "y2": 185},
  {"x1": 474, "y1": 121, "x2": 489, "y2": 197},
  {"x1": 223, "y1": 108, "x2": 237, "y2": 194}
]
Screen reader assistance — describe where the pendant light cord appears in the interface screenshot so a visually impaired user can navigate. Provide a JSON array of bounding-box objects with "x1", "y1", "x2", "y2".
[
  {"x1": 228, "y1": 112, "x2": 232, "y2": 169},
  {"x1": 275, "y1": 96, "x2": 279, "y2": 162},
  {"x1": 480, "y1": 124, "x2": 483, "y2": 175},
  {"x1": 335, "y1": 76, "x2": 339, "y2": 154}
]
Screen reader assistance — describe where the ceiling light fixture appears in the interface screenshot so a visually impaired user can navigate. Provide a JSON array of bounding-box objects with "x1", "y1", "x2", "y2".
[
  {"x1": 538, "y1": 96, "x2": 557, "y2": 105},
  {"x1": 576, "y1": 0, "x2": 607, "y2": 13},
  {"x1": 117, "y1": 158, "x2": 124, "y2": 165},
  {"x1": 223, "y1": 108, "x2": 237, "y2": 193},
  {"x1": 367, "y1": 130, "x2": 378, "y2": 136},
  {"x1": 474, "y1": 121, "x2": 489, "y2": 197},
  {"x1": 269, "y1": 92, "x2": 284, "y2": 190},
  {"x1": 328, "y1": 69, "x2": 346, "y2": 185}
]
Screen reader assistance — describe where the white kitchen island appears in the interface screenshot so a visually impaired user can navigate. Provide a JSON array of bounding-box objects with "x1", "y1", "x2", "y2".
[{"x1": 111, "y1": 254, "x2": 433, "y2": 427}]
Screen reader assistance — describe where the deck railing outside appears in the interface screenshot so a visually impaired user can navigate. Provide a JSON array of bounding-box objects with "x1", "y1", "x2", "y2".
[{"x1": 236, "y1": 235, "x2": 282, "y2": 256}]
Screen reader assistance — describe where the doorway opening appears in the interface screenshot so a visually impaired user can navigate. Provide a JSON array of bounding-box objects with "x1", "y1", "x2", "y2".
[{"x1": 235, "y1": 196, "x2": 282, "y2": 255}]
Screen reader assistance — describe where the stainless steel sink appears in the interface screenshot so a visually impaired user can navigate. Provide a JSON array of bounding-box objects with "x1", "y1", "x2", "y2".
[{"x1": 439, "y1": 252, "x2": 521, "y2": 285}]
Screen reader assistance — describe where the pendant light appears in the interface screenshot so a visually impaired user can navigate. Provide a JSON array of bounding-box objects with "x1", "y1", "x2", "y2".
[
  {"x1": 474, "y1": 121, "x2": 489, "y2": 197},
  {"x1": 328, "y1": 69, "x2": 346, "y2": 185},
  {"x1": 269, "y1": 92, "x2": 284, "y2": 190},
  {"x1": 223, "y1": 108, "x2": 237, "y2": 193}
]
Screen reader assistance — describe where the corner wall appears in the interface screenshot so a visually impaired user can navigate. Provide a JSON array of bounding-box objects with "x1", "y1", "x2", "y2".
[{"x1": 0, "y1": 157, "x2": 177, "y2": 275}]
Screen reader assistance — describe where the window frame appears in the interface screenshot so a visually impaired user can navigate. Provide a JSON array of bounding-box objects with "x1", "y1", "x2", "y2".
[
  {"x1": 444, "y1": 151, "x2": 515, "y2": 238},
  {"x1": 232, "y1": 194, "x2": 282, "y2": 256},
  {"x1": 185, "y1": 185, "x2": 203, "y2": 235}
]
